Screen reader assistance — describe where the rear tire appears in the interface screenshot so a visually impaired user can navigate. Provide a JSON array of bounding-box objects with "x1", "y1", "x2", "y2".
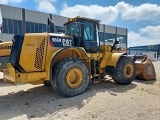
[
  {"x1": 51, "y1": 58, "x2": 90, "y2": 97},
  {"x1": 110, "y1": 56, "x2": 136, "y2": 85}
]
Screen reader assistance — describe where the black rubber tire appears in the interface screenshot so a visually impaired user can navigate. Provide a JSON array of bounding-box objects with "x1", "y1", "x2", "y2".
[
  {"x1": 110, "y1": 56, "x2": 136, "y2": 85},
  {"x1": 51, "y1": 58, "x2": 90, "y2": 97},
  {"x1": 106, "y1": 66, "x2": 114, "y2": 75},
  {"x1": 44, "y1": 81, "x2": 51, "y2": 86}
]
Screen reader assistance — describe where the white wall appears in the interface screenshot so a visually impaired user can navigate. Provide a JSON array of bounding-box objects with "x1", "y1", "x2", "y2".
[
  {"x1": 142, "y1": 52, "x2": 157, "y2": 61},
  {"x1": 0, "y1": 33, "x2": 13, "y2": 41},
  {"x1": 0, "y1": 4, "x2": 22, "y2": 20},
  {"x1": 25, "y1": 9, "x2": 50, "y2": 24}
]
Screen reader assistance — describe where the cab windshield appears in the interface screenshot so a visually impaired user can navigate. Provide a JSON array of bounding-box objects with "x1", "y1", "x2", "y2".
[
  {"x1": 65, "y1": 21, "x2": 97, "y2": 41},
  {"x1": 65, "y1": 22, "x2": 80, "y2": 36}
]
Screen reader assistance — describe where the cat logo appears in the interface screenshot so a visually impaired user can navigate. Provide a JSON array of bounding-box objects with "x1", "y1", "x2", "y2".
[{"x1": 62, "y1": 39, "x2": 72, "y2": 46}]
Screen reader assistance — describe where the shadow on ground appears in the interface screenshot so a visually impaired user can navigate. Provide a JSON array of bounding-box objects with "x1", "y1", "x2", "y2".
[
  {"x1": 134, "y1": 79, "x2": 157, "y2": 85},
  {"x1": 0, "y1": 79, "x2": 137, "y2": 120}
]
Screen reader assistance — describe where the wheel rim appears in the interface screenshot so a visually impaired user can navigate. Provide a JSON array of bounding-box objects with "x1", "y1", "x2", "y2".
[
  {"x1": 124, "y1": 63, "x2": 133, "y2": 78},
  {"x1": 66, "y1": 68, "x2": 83, "y2": 88}
]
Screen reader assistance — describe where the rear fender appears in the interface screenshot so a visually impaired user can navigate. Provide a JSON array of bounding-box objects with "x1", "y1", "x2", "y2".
[{"x1": 45, "y1": 48, "x2": 89, "y2": 80}]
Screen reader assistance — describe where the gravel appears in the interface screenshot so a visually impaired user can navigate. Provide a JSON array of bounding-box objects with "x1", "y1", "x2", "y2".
[{"x1": 0, "y1": 61, "x2": 160, "y2": 120}]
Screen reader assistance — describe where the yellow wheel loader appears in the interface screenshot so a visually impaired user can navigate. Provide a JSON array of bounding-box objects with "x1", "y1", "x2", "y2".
[
  {"x1": 0, "y1": 41, "x2": 12, "y2": 71},
  {"x1": 2, "y1": 16, "x2": 154, "y2": 97}
]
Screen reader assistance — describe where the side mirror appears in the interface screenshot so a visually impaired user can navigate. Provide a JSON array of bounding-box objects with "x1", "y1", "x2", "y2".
[{"x1": 115, "y1": 40, "x2": 120, "y2": 45}]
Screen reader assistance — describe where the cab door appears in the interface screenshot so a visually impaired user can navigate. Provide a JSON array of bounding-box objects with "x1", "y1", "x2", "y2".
[{"x1": 81, "y1": 21, "x2": 99, "y2": 53}]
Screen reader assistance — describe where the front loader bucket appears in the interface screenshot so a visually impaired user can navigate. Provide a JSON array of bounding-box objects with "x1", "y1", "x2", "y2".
[{"x1": 129, "y1": 55, "x2": 156, "y2": 80}]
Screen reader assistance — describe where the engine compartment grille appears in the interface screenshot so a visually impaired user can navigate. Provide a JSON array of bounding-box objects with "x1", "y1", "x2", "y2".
[{"x1": 34, "y1": 38, "x2": 46, "y2": 69}]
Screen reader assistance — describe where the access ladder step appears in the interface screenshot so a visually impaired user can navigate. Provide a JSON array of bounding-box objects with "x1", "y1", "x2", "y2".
[{"x1": 92, "y1": 74, "x2": 101, "y2": 83}]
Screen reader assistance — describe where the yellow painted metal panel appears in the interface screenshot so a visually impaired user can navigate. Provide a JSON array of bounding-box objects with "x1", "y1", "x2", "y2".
[
  {"x1": 3, "y1": 63, "x2": 46, "y2": 84},
  {"x1": 19, "y1": 33, "x2": 48, "y2": 72},
  {"x1": 105, "y1": 53, "x2": 126, "y2": 66},
  {"x1": 0, "y1": 41, "x2": 12, "y2": 57},
  {"x1": 19, "y1": 72, "x2": 46, "y2": 82},
  {"x1": 44, "y1": 47, "x2": 89, "y2": 80},
  {"x1": 3, "y1": 65, "x2": 16, "y2": 83},
  {"x1": 100, "y1": 45, "x2": 126, "y2": 68}
]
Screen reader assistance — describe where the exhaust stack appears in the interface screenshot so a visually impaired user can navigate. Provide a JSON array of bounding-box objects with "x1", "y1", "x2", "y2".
[{"x1": 47, "y1": 18, "x2": 55, "y2": 33}]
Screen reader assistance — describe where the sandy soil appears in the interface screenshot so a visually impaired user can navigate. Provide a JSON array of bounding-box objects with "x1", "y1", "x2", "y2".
[{"x1": 0, "y1": 61, "x2": 160, "y2": 120}]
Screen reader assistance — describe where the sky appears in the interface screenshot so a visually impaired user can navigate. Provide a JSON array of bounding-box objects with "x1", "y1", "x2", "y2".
[{"x1": 0, "y1": 0, "x2": 160, "y2": 47}]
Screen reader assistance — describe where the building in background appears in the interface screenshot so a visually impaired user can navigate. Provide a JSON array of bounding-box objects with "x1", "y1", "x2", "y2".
[
  {"x1": 128, "y1": 44, "x2": 160, "y2": 61},
  {"x1": 0, "y1": 8, "x2": 2, "y2": 34},
  {"x1": 0, "y1": 4, "x2": 127, "y2": 50}
]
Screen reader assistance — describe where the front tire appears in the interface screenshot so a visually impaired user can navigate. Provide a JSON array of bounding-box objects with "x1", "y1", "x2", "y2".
[
  {"x1": 110, "y1": 56, "x2": 136, "y2": 85},
  {"x1": 51, "y1": 58, "x2": 90, "y2": 97}
]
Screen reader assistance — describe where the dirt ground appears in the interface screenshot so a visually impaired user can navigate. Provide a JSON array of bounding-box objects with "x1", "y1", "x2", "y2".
[{"x1": 0, "y1": 61, "x2": 160, "y2": 120}]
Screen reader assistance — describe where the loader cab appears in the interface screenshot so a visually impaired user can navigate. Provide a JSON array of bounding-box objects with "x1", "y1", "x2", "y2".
[{"x1": 64, "y1": 17, "x2": 100, "y2": 53}]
